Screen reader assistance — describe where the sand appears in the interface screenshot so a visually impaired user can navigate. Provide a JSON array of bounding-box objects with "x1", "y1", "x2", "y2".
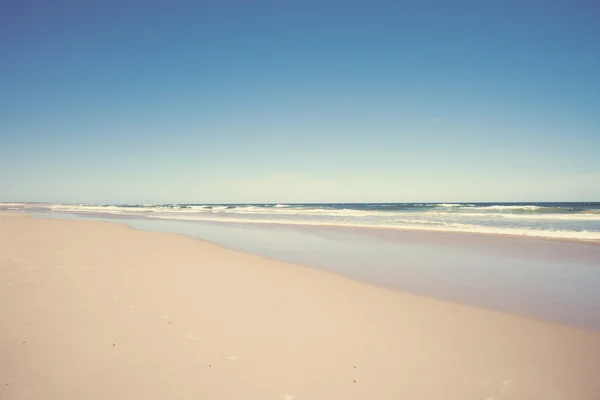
[{"x1": 1, "y1": 213, "x2": 599, "y2": 399}]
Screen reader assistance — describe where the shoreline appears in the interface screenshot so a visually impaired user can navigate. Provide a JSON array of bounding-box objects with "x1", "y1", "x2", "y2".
[
  {"x1": 5, "y1": 212, "x2": 600, "y2": 329},
  {"x1": 2, "y1": 212, "x2": 600, "y2": 399},
  {"x1": 10, "y1": 212, "x2": 600, "y2": 331},
  {"x1": 148, "y1": 214, "x2": 600, "y2": 245},
  {"x1": 8, "y1": 207, "x2": 600, "y2": 245},
  {"x1": 2, "y1": 201, "x2": 600, "y2": 243}
]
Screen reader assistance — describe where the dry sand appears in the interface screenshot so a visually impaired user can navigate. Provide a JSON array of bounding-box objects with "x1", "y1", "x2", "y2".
[{"x1": 1, "y1": 212, "x2": 599, "y2": 400}]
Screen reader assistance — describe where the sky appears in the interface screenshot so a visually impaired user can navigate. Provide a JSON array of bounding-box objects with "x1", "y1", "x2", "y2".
[{"x1": 1, "y1": 0, "x2": 599, "y2": 203}]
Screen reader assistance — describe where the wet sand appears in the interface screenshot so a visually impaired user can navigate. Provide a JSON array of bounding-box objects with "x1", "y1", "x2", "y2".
[{"x1": 70, "y1": 215, "x2": 600, "y2": 329}]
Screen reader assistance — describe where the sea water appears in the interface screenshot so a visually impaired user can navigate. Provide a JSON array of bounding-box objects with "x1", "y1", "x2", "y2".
[{"x1": 3, "y1": 202, "x2": 600, "y2": 240}]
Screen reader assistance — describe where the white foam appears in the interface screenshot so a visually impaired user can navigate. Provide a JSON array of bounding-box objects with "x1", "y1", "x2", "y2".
[
  {"x1": 474, "y1": 205, "x2": 541, "y2": 211},
  {"x1": 150, "y1": 214, "x2": 600, "y2": 240},
  {"x1": 426, "y1": 211, "x2": 600, "y2": 221},
  {"x1": 6, "y1": 202, "x2": 599, "y2": 241}
]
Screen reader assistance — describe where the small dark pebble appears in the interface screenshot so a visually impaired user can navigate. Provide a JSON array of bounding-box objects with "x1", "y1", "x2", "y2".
[
  {"x1": 353, "y1": 380, "x2": 356, "y2": 383},
  {"x1": 354, "y1": 366, "x2": 356, "y2": 368},
  {"x1": 209, "y1": 365, "x2": 211, "y2": 367},
  {"x1": 112, "y1": 344, "x2": 115, "y2": 346},
  {"x1": 22, "y1": 342, "x2": 26, "y2": 344}
]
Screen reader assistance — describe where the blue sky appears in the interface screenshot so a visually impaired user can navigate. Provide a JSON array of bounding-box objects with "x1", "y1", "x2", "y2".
[{"x1": 1, "y1": 1, "x2": 599, "y2": 203}]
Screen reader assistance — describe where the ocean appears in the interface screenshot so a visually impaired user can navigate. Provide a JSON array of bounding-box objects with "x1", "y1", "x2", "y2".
[{"x1": 3, "y1": 201, "x2": 600, "y2": 240}]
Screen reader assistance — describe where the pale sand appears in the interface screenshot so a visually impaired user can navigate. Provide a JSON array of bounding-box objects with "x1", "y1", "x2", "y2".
[{"x1": 1, "y1": 213, "x2": 599, "y2": 400}]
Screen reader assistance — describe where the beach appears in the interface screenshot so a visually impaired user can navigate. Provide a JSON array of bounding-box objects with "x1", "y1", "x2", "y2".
[{"x1": 1, "y1": 212, "x2": 600, "y2": 399}]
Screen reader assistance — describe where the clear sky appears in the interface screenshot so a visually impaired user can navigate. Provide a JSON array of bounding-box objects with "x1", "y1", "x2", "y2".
[{"x1": 1, "y1": 0, "x2": 599, "y2": 204}]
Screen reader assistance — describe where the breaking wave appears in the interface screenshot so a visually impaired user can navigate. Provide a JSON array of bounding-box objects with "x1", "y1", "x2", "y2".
[{"x1": 2, "y1": 202, "x2": 599, "y2": 240}]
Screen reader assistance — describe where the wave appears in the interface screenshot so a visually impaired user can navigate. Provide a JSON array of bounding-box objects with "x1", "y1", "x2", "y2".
[
  {"x1": 475, "y1": 205, "x2": 542, "y2": 211},
  {"x1": 3, "y1": 202, "x2": 600, "y2": 241},
  {"x1": 149, "y1": 214, "x2": 600, "y2": 240},
  {"x1": 217, "y1": 206, "x2": 376, "y2": 217},
  {"x1": 4, "y1": 202, "x2": 600, "y2": 220},
  {"x1": 430, "y1": 204, "x2": 587, "y2": 214},
  {"x1": 425, "y1": 211, "x2": 600, "y2": 221}
]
